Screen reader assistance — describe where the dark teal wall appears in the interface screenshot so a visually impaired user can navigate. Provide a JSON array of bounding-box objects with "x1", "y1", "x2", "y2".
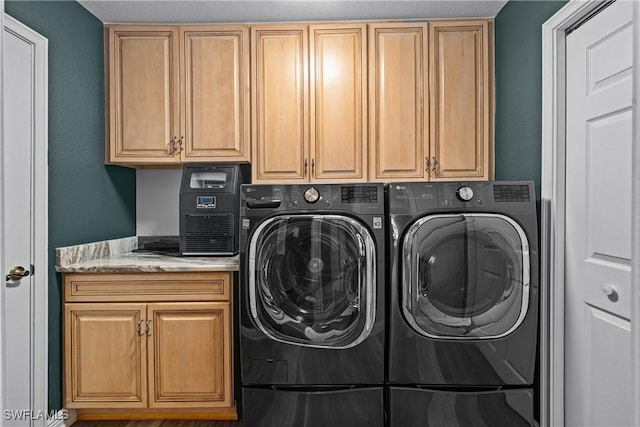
[
  {"x1": 494, "y1": 0, "x2": 568, "y2": 199},
  {"x1": 5, "y1": 1, "x2": 136, "y2": 410}
]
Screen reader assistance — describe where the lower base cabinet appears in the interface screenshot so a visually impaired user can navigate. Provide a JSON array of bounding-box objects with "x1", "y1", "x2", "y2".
[{"x1": 63, "y1": 272, "x2": 236, "y2": 419}]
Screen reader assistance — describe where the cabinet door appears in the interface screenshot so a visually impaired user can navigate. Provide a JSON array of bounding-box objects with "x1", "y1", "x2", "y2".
[
  {"x1": 369, "y1": 23, "x2": 429, "y2": 181},
  {"x1": 64, "y1": 303, "x2": 147, "y2": 408},
  {"x1": 429, "y1": 20, "x2": 492, "y2": 181},
  {"x1": 147, "y1": 302, "x2": 232, "y2": 408},
  {"x1": 107, "y1": 26, "x2": 180, "y2": 164},
  {"x1": 181, "y1": 26, "x2": 250, "y2": 162},
  {"x1": 310, "y1": 24, "x2": 367, "y2": 182},
  {"x1": 252, "y1": 25, "x2": 309, "y2": 182}
]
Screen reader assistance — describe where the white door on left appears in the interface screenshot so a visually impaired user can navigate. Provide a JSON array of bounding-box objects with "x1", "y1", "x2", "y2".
[{"x1": 1, "y1": 15, "x2": 47, "y2": 427}]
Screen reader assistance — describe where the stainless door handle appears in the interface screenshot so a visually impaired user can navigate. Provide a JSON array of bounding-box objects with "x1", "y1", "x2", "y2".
[{"x1": 5, "y1": 266, "x2": 30, "y2": 282}]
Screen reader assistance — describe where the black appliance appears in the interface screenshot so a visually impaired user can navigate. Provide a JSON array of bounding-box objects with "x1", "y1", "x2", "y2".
[
  {"x1": 239, "y1": 183, "x2": 386, "y2": 427},
  {"x1": 387, "y1": 181, "x2": 539, "y2": 426},
  {"x1": 179, "y1": 163, "x2": 246, "y2": 255}
]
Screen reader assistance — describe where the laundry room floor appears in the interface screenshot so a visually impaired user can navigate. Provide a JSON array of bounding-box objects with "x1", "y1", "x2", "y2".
[{"x1": 72, "y1": 421, "x2": 242, "y2": 427}]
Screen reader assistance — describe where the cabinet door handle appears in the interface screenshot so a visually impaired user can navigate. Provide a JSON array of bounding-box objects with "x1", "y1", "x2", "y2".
[
  {"x1": 424, "y1": 157, "x2": 430, "y2": 172},
  {"x1": 136, "y1": 320, "x2": 143, "y2": 336},
  {"x1": 311, "y1": 159, "x2": 315, "y2": 175},
  {"x1": 304, "y1": 159, "x2": 308, "y2": 176},
  {"x1": 145, "y1": 320, "x2": 152, "y2": 336},
  {"x1": 169, "y1": 136, "x2": 177, "y2": 154},
  {"x1": 176, "y1": 136, "x2": 184, "y2": 154},
  {"x1": 431, "y1": 157, "x2": 438, "y2": 173}
]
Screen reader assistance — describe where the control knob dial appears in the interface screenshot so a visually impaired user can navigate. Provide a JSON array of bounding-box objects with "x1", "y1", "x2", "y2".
[
  {"x1": 456, "y1": 186, "x2": 474, "y2": 202},
  {"x1": 304, "y1": 187, "x2": 320, "y2": 203}
]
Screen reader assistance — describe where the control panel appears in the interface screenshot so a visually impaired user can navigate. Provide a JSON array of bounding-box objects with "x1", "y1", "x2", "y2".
[
  {"x1": 341, "y1": 185, "x2": 379, "y2": 204},
  {"x1": 389, "y1": 181, "x2": 535, "y2": 213},
  {"x1": 493, "y1": 184, "x2": 531, "y2": 202},
  {"x1": 242, "y1": 184, "x2": 384, "y2": 215},
  {"x1": 290, "y1": 184, "x2": 384, "y2": 214},
  {"x1": 196, "y1": 195, "x2": 216, "y2": 208}
]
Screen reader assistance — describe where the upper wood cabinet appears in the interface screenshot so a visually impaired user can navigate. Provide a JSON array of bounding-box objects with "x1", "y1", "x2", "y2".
[
  {"x1": 369, "y1": 22, "x2": 429, "y2": 181},
  {"x1": 181, "y1": 26, "x2": 250, "y2": 162},
  {"x1": 369, "y1": 20, "x2": 493, "y2": 182},
  {"x1": 106, "y1": 25, "x2": 250, "y2": 165},
  {"x1": 310, "y1": 24, "x2": 368, "y2": 182},
  {"x1": 251, "y1": 23, "x2": 367, "y2": 183},
  {"x1": 105, "y1": 20, "x2": 493, "y2": 179},
  {"x1": 429, "y1": 20, "x2": 493, "y2": 181},
  {"x1": 251, "y1": 25, "x2": 308, "y2": 182},
  {"x1": 107, "y1": 26, "x2": 180, "y2": 164}
]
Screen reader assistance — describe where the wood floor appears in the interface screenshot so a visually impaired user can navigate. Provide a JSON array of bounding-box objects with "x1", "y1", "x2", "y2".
[{"x1": 72, "y1": 421, "x2": 242, "y2": 427}]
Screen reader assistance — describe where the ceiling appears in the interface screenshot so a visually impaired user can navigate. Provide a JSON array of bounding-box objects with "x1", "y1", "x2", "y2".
[{"x1": 78, "y1": 0, "x2": 509, "y2": 24}]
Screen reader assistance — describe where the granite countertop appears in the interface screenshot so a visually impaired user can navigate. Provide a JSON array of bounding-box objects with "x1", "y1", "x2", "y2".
[{"x1": 55, "y1": 237, "x2": 239, "y2": 273}]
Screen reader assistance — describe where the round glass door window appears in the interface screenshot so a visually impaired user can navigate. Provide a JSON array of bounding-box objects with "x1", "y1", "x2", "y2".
[
  {"x1": 401, "y1": 214, "x2": 530, "y2": 339},
  {"x1": 248, "y1": 214, "x2": 376, "y2": 349}
]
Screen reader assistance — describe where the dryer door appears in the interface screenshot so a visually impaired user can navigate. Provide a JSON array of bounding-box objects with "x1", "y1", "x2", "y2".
[
  {"x1": 402, "y1": 213, "x2": 530, "y2": 339},
  {"x1": 248, "y1": 214, "x2": 376, "y2": 349}
]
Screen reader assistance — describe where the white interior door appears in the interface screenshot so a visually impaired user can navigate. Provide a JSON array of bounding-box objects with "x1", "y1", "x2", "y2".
[
  {"x1": 565, "y1": 1, "x2": 634, "y2": 426},
  {"x1": 1, "y1": 16, "x2": 48, "y2": 427},
  {"x1": 2, "y1": 20, "x2": 36, "y2": 427}
]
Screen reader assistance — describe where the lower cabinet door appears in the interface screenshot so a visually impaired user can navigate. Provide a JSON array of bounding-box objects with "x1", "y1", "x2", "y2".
[
  {"x1": 147, "y1": 302, "x2": 232, "y2": 408},
  {"x1": 64, "y1": 303, "x2": 147, "y2": 408}
]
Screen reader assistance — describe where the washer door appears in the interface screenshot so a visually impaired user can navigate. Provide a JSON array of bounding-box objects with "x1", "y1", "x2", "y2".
[
  {"x1": 248, "y1": 214, "x2": 376, "y2": 349},
  {"x1": 402, "y1": 214, "x2": 530, "y2": 339}
]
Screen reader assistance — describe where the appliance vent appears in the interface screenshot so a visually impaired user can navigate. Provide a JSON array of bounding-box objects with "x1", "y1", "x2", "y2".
[{"x1": 185, "y1": 214, "x2": 235, "y2": 253}]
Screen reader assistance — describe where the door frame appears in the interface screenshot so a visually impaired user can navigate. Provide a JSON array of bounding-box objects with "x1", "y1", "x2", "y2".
[
  {"x1": 632, "y1": 2, "x2": 640, "y2": 426},
  {"x1": 0, "y1": 0, "x2": 5, "y2": 414},
  {"x1": 541, "y1": 1, "x2": 640, "y2": 426},
  {"x1": 0, "y1": 13, "x2": 48, "y2": 423}
]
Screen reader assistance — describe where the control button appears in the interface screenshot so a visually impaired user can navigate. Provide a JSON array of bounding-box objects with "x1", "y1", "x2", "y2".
[
  {"x1": 456, "y1": 186, "x2": 474, "y2": 202},
  {"x1": 304, "y1": 187, "x2": 320, "y2": 203},
  {"x1": 373, "y1": 217, "x2": 382, "y2": 229},
  {"x1": 293, "y1": 201, "x2": 299, "y2": 208}
]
